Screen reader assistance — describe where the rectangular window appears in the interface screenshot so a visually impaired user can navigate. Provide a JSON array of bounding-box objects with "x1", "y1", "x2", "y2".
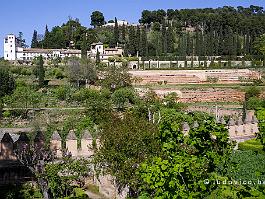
[{"x1": 5, "y1": 39, "x2": 8, "y2": 43}]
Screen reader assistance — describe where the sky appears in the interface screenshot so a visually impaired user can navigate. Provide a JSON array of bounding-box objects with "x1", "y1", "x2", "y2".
[{"x1": 1, "y1": 0, "x2": 265, "y2": 57}]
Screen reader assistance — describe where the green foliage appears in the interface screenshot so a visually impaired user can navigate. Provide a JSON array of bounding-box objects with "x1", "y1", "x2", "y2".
[
  {"x1": 238, "y1": 139, "x2": 265, "y2": 154},
  {"x1": 0, "y1": 68, "x2": 15, "y2": 98},
  {"x1": 111, "y1": 87, "x2": 137, "y2": 110},
  {"x1": 137, "y1": 110, "x2": 234, "y2": 198},
  {"x1": 101, "y1": 65, "x2": 132, "y2": 90},
  {"x1": 53, "y1": 85, "x2": 74, "y2": 101},
  {"x1": 35, "y1": 56, "x2": 45, "y2": 88},
  {"x1": 245, "y1": 86, "x2": 261, "y2": 100},
  {"x1": 90, "y1": 11, "x2": 105, "y2": 27},
  {"x1": 246, "y1": 97, "x2": 264, "y2": 110},
  {"x1": 85, "y1": 89, "x2": 112, "y2": 124},
  {"x1": 257, "y1": 109, "x2": 265, "y2": 150},
  {"x1": 94, "y1": 113, "x2": 161, "y2": 193},
  {"x1": 44, "y1": 158, "x2": 90, "y2": 198},
  {"x1": 254, "y1": 34, "x2": 265, "y2": 55}
]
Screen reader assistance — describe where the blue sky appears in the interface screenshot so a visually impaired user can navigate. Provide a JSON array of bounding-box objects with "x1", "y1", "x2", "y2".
[{"x1": 1, "y1": 0, "x2": 265, "y2": 57}]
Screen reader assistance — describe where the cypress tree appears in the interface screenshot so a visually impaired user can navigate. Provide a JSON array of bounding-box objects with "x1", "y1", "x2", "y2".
[
  {"x1": 114, "y1": 17, "x2": 119, "y2": 46},
  {"x1": 37, "y1": 55, "x2": 45, "y2": 88},
  {"x1": 96, "y1": 49, "x2": 101, "y2": 65},
  {"x1": 136, "y1": 26, "x2": 141, "y2": 56},
  {"x1": 128, "y1": 26, "x2": 136, "y2": 56},
  {"x1": 166, "y1": 24, "x2": 175, "y2": 53},
  {"x1": 121, "y1": 23, "x2": 126, "y2": 43},
  {"x1": 161, "y1": 21, "x2": 167, "y2": 54},
  {"x1": 31, "y1": 30, "x2": 38, "y2": 48},
  {"x1": 140, "y1": 27, "x2": 148, "y2": 57}
]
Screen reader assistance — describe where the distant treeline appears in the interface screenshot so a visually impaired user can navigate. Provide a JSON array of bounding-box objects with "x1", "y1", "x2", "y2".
[{"x1": 30, "y1": 6, "x2": 265, "y2": 59}]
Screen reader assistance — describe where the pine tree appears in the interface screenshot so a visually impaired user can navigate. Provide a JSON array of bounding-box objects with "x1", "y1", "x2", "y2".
[
  {"x1": 114, "y1": 17, "x2": 119, "y2": 46},
  {"x1": 31, "y1": 30, "x2": 38, "y2": 48}
]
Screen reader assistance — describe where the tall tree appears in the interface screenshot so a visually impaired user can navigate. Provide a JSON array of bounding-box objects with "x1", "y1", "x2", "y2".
[
  {"x1": 140, "y1": 27, "x2": 148, "y2": 57},
  {"x1": 31, "y1": 30, "x2": 38, "y2": 48},
  {"x1": 18, "y1": 32, "x2": 27, "y2": 48},
  {"x1": 136, "y1": 26, "x2": 141, "y2": 56},
  {"x1": 90, "y1": 11, "x2": 105, "y2": 28},
  {"x1": 121, "y1": 23, "x2": 126, "y2": 44},
  {"x1": 36, "y1": 55, "x2": 45, "y2": 87},
  {"x1": 128, "y1": 26, "x2": 137, "y2": 56},
  {"x1": 113, "y1": 17, "x2": 119, "y2": 46},
  {"x1": 166, "y1": 24, "x2": 175, "y2": 53}
]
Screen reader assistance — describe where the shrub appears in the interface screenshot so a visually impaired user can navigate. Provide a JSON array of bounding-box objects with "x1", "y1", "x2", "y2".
[{"x1": 2, "y1": 110, "x2": 11, "y2": 118}]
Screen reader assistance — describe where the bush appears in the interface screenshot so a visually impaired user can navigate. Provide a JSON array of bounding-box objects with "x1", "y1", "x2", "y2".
[
  {"x1": 2, "y1": 110, "x2": 11, "y2": 118},
  {"x1": 53, "y1": 86, "x2": 73, "y2": 101}
]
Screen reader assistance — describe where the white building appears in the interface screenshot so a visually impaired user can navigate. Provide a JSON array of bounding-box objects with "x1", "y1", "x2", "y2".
[
  {"x1": 103, "y1": 20, "x2": 129, "y2": 27},
  {"x1": 4, "y1": 34, "x2": 20, "y2": 61},
  {"x1": 89, "y1": 42, "x2": 124, "y2": 62},
  {"x1": 4, "y1": 34, "x2": 123, "y2": 63}
]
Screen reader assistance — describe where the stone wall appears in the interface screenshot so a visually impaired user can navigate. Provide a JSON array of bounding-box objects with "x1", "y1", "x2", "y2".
[{"x1": 130, "y1": 69, "x2": 261, "y2": 85}]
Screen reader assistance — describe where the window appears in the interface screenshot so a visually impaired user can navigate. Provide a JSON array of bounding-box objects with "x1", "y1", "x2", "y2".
[
  {"x1": 10, "y1": 50, "x2": 12, "y2": 53},
  {"x1": 10, "y1": 45, "x2": 12, "y2": 47},
  {"x1": 5, "y1": 39, "x2": 8, "y2": 43}
]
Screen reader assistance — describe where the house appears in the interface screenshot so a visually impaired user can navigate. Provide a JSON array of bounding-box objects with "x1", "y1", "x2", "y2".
[{"x1": 103, "y1": 20, "x2": 129, "y2": 27}]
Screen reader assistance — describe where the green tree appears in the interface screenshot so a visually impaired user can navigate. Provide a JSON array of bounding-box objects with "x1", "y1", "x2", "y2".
[
  {"x1": 90, "y1": 11, "x2": 105, "y2": 28},
  {"x1": 31, "y1": 30, "x2": 38, "y2": 48},
  {"x1": 128, "y1": 26, "x2": 137, "y2": 56},
  {"x1": 94, "y1": 113, "x2": 161, "y2": 195},
  {"x1": 138, "y1": 110, "x2": 234, "y2": 198},
  {"x1": 36, "y1": 55, "x2": 45, "y2": 87},
  {"x1": 140, "y1": 27, "x2": 148, "y2": 57},
  {"x1": 113, "y1": 17, "x2": 119, "y2": 46},
  {"x1": 254, "y1": 34, "x2": 265, "y2": 55},
  {"x1": 0, "y1": 68, "x2": 15, "y2": 118}
]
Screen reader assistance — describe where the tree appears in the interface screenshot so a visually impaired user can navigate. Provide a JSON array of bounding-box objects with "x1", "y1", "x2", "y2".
[
  {"x1": 18, "y1": 32, "x2": 27, "y2": 48},
  {"x1": 96, "y1": 49, "x2": 101, "y2": 65},
  {"x1": 138, "y1": 110, "x2": 234, "y2": 198},
  {"x1": 31, "y1": 30, "x2": 38, "y2": 48},
  {"x1": 128, "y1": 26, "x2": 137, "y2": 56},
  {"x1": 166, "y1": 24, "x2": 175, "y2": 53},
  {"x1": 101, "y1": 64, "x2": 132, "y2": 90},
  {"x1": 94, "y1": 113, "x2": 161, "y2": 195},
  {"x1": 90, "y1": 11, "x2": 105, "y2": 28},
  {"x1": 113, "y1": 17, "x2": 119, "y2": 46},
  {"x1": 140, "y1": 27, "x2": 148, "y2": 57},
  {"x1": 80, "y1": 58, "x2": 98, "y2": 85},
  {"x1": 36, "y1": 55, "x2": 45, "y2": 87},
  {"x1": 0, "y1": 68, "x2": 15, "y2": 117},
  {"x1": 254, "y1": 34, "x2": 265, "y2": 55}
]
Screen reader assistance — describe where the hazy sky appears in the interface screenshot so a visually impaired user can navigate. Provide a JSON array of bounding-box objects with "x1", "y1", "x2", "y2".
[{"x1": 1, "y1": 0, "x2": 265, "y2": 56}]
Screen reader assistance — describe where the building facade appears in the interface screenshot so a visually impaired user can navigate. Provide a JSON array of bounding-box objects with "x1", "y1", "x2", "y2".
[{"x1": 3, "y1": 34, "x2": 124, "y2": 63}]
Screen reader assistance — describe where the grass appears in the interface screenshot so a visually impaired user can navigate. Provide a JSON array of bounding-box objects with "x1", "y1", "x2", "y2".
[{"x1": 238, "y1": 139, "x2": 265, "y2": 154}]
